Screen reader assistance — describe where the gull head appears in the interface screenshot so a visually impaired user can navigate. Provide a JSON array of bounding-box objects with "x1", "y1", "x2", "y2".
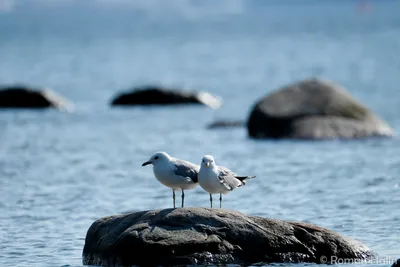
[
  {"x1": 142, "y1": 151, "x2": 171, "y2": 167},
  {"x1": 201, "y1": 155, "x2": 216, "y2": 168}
]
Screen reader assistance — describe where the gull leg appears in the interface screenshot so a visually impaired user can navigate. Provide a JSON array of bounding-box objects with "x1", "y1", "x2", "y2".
[
  {"x1": 209, "y1": 193, "x2": 213, "y2": 208},
  {"x1": 172, "y1": 190, "x2": 176, "y2": 208},
  {"x1": 219, "y1": 193, "x2": 222, "y2": 209},
  {"x1": 181, "y1": 189, "x2": 185, "y2": 208}
]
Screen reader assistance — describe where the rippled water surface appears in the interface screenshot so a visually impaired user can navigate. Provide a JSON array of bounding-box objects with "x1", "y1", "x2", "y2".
[{"x1": 0, "y1": 1, "x2": 399, "y2": 266}]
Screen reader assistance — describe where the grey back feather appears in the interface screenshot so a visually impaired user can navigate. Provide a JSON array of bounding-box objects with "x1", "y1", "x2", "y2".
[
  {"x1": 217, "y1": 166, "x2": 243, "y2": 191},
  {"x1": 217, "y1": 166, "x2": 256, "y2": 190},
  {"x1": 173, "y1": 159, "x2": 199, "y2": 183},
  {"x1": 218, "y1": 166, "x2": 237, "y2": 176}
]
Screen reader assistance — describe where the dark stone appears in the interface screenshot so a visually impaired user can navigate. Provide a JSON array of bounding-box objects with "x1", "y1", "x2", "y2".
[
  {"x1": 392, "y1": 258, "x2": 400, "y2": 267},
  {"x1": 82, "y1": 208, "x2": 373, "y2": 266},
  {"x1": 110, "y1": 86, "x2": 222, "y2": 109},
  {"x1": 207, "y1": 120, "x2": 245, "y2": 129},
  {"x1": 247, "y1": 78, "x2": 394, "y2": 139},
  {"x1": 0, "y1": 86, "x2": 71, "y2": 111}
]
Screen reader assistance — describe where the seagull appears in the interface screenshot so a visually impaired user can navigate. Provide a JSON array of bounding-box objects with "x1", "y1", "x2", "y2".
[
  {"x1": 142, "y1": 151, "x2": 199, "y2": 208},
  {"x1": 198, "y1": 155, "x2": 256, "y2": 208}
]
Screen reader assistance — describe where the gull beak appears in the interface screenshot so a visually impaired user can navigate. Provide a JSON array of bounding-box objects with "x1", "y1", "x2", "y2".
[
  {"x1": 142, "y1": 161, "x2": 151, "y2": 166},
  {"x1": 206, "y1": 162, "x2": 210, "y2": 168}
]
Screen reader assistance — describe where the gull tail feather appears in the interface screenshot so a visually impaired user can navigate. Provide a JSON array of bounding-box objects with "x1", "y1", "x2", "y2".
[{"x1": 235, "y1": 175, "x2": 256, "y2": 185}]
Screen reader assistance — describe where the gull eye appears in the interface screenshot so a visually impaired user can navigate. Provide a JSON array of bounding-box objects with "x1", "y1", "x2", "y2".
[{"x1": 154, "y1": 156, "x2": 159, "y2": 160}]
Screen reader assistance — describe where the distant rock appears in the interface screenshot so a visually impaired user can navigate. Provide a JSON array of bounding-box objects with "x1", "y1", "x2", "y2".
[
  {"x1": 247, "y1": 78, "x2": 394, "y2": 139},
  {"x1": 110, "y1": 86, "x2": 222, "y2": 109},
  {"x1": 207, "y1": 120, "x2": 245, "y2": 129},
  {"x1": 392, "y1": 259, "x2": 400, "y2": 267},
  {"x1": 0, "y1": 85, "x2": 72, "y2": 111},
  {"x1": 82, "y1": 208, "x2": 373, "y2": 266}
]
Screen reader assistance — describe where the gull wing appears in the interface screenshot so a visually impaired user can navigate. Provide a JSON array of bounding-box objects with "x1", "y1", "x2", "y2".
[
  {"x1": 217, "y1": 166, "x2": 243, "y2": 191},
  {"x1": 173, "y1": 159, "x2": 200, "y2": 183}
]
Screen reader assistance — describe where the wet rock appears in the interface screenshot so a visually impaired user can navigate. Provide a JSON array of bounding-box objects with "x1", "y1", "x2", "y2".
[
  {"x1": 110, "y1": 86, "x2": 222, "y2": 109},
  {"x1": 82, "y1": 208, "x2": 373, "y2": 266},
  {"x1": 0, "y1": 85, "x2": 72, "y2": 111},
  {"x1": 207, "y1": 120, "x2": 244, "y2": 129},
  {"x1": 247, "y1": 78, "x2": 394, "y2": 139}
]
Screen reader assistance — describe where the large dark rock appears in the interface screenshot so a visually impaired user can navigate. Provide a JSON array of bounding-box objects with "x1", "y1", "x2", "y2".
[
  {"x1": 0, "y1": 86, "x2": 72, "y2": 111},
  {"x1": 392, "y1": 259, "x2": 400, "y2": 267},
  {"x1": 110, "y1": 86, "x2": 222, "y2": 109},
  {"x1": 247, "y1": 79, "x2": 394, "y2": 139},
  {"x1": 82, "y1": 208, "x2": 373, "y2": 266}
]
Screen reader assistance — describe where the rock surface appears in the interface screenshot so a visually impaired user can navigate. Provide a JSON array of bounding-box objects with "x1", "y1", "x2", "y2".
[
  {"x1": 0, "y1": 86, "x2": 72, "y2": 111},
  {"x1": 247, "y1": 79, "x2": 394, "y2": 139},
  {"x1": 392, "y1": 259, "x2": 400, "y2": 267},
  {"x1": 83, "y1": 208, "x2": 373, "y2": 266},
  {"x1": 110, "y1": 86, "x2": 222, "y2": 109}
]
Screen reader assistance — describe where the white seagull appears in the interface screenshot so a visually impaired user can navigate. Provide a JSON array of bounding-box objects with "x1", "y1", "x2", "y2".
[
  {"x1": 198, "y1": 155, "x2": 256, "y2": 208},
  {"x1": 142, "y1": 151, "x2": 199, "y2": 208}
]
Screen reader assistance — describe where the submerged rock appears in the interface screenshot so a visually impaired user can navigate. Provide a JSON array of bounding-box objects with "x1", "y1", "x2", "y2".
[
  {"x1": 110, "y1": 86, "x2": 222, "y2": 109},
  {"x1": 207, "y1": 120, "x2": 245, "y2": 129},
  {"x1": 82, "y1": 208, "x2": 373, "y2": 266},
  {"x1": 0, "y1": 85, "x2": 72, "y2": 111},
  {"x1": 247, "y1": 78, "x2": 394, "y2": 139}
]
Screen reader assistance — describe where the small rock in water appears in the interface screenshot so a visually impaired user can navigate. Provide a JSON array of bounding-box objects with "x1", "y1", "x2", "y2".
[
  {"x1": 0, "y1": 85, "x2": 73, "y2": 111},
  {"x1": 207, "y1": 120, "x2": 245, "y2": 129},
  {"x1": 110, "y1": 85, "x2": 222, "y2": 109}
]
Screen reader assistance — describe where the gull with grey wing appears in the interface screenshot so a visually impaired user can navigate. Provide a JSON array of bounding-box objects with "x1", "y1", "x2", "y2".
[
  {"x1": 198, "y1": 155, "x2": 256, "y2": 208},
  {"x1": 142, "y1": 151, "x2": 199, "y2": 208}
]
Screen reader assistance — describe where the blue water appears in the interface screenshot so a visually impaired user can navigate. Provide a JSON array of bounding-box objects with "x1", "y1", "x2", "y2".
[{"x1": 0, "y1": 1, "x2": 399, "y2": 266}]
